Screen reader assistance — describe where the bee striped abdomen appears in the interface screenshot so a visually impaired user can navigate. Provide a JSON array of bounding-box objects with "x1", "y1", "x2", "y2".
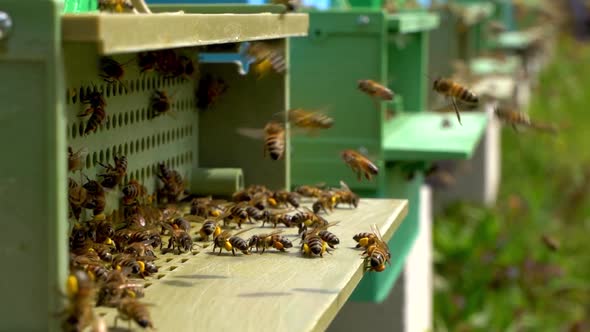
[
  {"x1": 306, "y1": 235, "x2": 325, "y2": 256},
  {"x1": 229, "y1": 237, "x2": 249, "y2": 254},
  {"x1": 265, "y1": 134, "x2": 284, "y2": 160}
]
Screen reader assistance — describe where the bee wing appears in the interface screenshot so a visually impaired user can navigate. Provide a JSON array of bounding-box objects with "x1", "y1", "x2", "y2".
[
  {"x1": 339, "y1": 180, "x2": 351, "y2": 192},
  {"x1": 324, "y1": 220, "x2": 341, "y2": 229},
  {"x1": 183, "y1": 215, "x2": 207, "y2": 223},
  {"x1": 231, "y1": 226, "x2": 257, "y2": 238},
  {"x1": 370, "y1": 224, "x2": 391, "y2": 259},
  {"x1": 236, "y1": 127, "x2": 265, "y2": 140}
]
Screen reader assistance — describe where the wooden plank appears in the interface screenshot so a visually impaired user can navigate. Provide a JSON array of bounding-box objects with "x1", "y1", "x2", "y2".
[
  {"x1": 383, "y1": 112, "x2": 489, "y2": 161},
  {"x1": 96, "y1": 198, "x2": 408, "y2": 331},
  {"x1": 62, "y1": 13, "x2": 309, "y2": 55}
]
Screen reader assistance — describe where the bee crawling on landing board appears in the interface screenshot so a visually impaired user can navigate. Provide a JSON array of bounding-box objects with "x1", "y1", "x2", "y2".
[
  {"x1": 432, "y1": 77, "x2": 479, "y2": 126},
  {"x1": 212, "y1": 227, "x2": 253, "y2": 256},
  {"x1": 361, "y1": 224, "x2": 392, "y2": 272}
]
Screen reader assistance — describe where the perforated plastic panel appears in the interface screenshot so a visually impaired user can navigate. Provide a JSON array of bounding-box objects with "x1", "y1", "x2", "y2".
[{"x1": 64, "y1": 44, "x2": 198, "y2": 217}]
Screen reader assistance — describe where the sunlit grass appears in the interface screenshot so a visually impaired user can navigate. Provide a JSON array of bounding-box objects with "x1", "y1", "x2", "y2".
[{"x1": 433, "y1": 35, "x2": 590, "y2": 332}]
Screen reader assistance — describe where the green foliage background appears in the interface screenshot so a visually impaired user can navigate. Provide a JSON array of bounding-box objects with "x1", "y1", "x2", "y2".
[{"x1": 433, "y1": 37, "x2": 590, "y2": 332}]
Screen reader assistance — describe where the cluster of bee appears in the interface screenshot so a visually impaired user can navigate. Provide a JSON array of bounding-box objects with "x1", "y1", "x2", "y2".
[{"x1": 65, "y1": 144, "x2": 197, "y2": 330}]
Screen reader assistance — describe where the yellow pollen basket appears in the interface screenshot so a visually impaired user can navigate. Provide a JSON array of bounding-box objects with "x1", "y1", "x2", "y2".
[
  {"x1": 214, "y1": 227, "x2": 222, "y2": 237},
  {"x1": 358, "y1": 238, "x2": 369, "y2": 247},
  {"x1": 224, "y1": 240, "x2": 233, "y2": 251},
  {"x1": 303, "y1": 243, "x2": 310, "y2": 254},
  {"x1": 66, "y1": 275, "x2": 78, "y2": 297},
  {"x1": 137, "y1": 261, "x2": 146, "y2": 273}
]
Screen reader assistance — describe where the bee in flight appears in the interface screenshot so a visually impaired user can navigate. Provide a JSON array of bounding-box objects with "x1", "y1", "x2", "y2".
[
  {"x1": 357, "y1": 79, "x2": 394, "y2": 101},
  {"x1": 285, "y1": 108, "x2": 334, "y2": 135},
  {"x1": 237, "y1": 121, "x2": 286, "y2": 161},
  {"x1": 432, "y1": 77, "x2": 479, "y2": 125},
  {"x1": 98, "y1": 0, "x2": 135, "y2": 13},
  {"x1": 362, "y1": 224, "x2": 391, "y2": 272},
  {"x1": 341, "y1": 149, "x2": 379, "y2": 181},
  {"x1": 494, "y1": 107, "x2": 558, "y2": 134}
]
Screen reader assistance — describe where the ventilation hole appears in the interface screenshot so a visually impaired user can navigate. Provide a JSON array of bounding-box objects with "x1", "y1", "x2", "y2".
[
  {"x1": 146, "y1": 166, "x2": 151, "y2": 178},
  {"x1": 135, "y1": 139, "x2": 140, "y2": 153},
  {"x1": 176, "y1": 128, "x2": 181, "y2": 139},
  {"x1": 104, "y1": 84, "x2": 110, "y2": 98},
  {"x1": 124, "y1": 112, "x2": 130, "y2": 126},
  {"x1": 130, "y1": 141, "x2": 135, "y2": 155},
  {"x1": 141, "y1": 138, "x2": 146, "y2": 151},
  {"x1": 141, "y1": 78, "x2": 146, "y2": 91},
  {"x1": 141, "y1": 108, "x2": 147, "y2": 121},
  {"x1": 85, "y1": 86, "x2": 92, "y2": 97},
  {"x1": 92, "y1": 152, "x2": 98, "y2": 167},
  {"x1": 117, "y1": 113, "x2": 123, "y2": 128},
  {"x1": 156, "y1": 134, "x2": 161, "y2": 146},
  {"x1": 124, "y1": 143, "x2": 128, "y2": 155},
  {"x1": 169, "y1": 266, "x2": 178, "y2": 271},
  {"x1": 165, "y1": 159, "x2": 171, "y2": 168},
  {"x1": 117, "y1": 145, "x2": 123, "y2": 155},
  {"x1": 78, "y1": 87, "x2": 85, "y2": 101},
  {"x1": 192, "y1": 251, "x2": 198, "y2": 256},
  {"x1": 85, "y1": 155, "x2": 92, "y2": 169},
  {"x1": 181, "y1": 258, "x2": 189, "y2": 263},
  {"x1": 98, "y1": 312, "x2": 107, "y2": 318},
  {"x1": 152, "y1": 77, "x2": 158, "y2": 90},
  {"x1": 140, "y1": 168, "x2": 145, "y2": 181},
  {"x1": 105, "y1": 116, "x2": 111, "y2": 130},
  {"x1": 165, "y1": 258, "x2": 174, "y2": 263},
  {"x1": 99, "y1": 150, "x2": 104, "y2": 163},
  {"x1": 144, "y1": 283, "x2": 152, "y2": 289},
  {"x1": 171, "y1": 158, "x2": 176, "y2": 168},
  {"x1": 129, "y1": 111, "x2": 134, "y2": 125},
  {"x1": 167, "y1": 131, "x2": 172, "y2": 143},
  {"x1": 159, "y1": 76, "x2": 164, "y2": 88},
  {"x1": 71, "y1": 123, "x2": 77, "y2": 139},
  {"x1": 180, "y1": 154, "x2": 185, "y2": 164},
  {"x1": 105, "y1": 148, "x2": 111, "y2": 163},
  {"x1": 151, "y1": 135, "x2": 156, "y2": 148},
  {"x1": 123, "y1": 174, "x2": 129, "y2": 183},
  {"x1": 157, "y1": 274, "x2": 165, "y2": 280},
  {"x1": 78, "y1": 122, "x2": 85, "y2": 137}
]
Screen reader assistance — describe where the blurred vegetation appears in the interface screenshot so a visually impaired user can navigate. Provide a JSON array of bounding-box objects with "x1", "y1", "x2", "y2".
[{"x1": 433, "y1": 36, "x2": 590, "y2": 332}]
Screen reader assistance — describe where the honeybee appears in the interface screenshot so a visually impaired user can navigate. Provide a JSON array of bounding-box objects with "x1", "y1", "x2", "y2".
[
  {"x1": 96, "y1": 269, "x2": 144, "y2": 307},
  {"x1": 86, "y1": 217, "x2": 115, "y2": 245},
  {"x1": 124, "y1": 240, "x2": 157, "y2": 258},
  {"x1": 97, "y1": 155, "x2": 127, "y2": 189},
  {"x1": 312, "y1": 192, "x2": 338, "y2": 214},
  {"x1": 300, "y1": 221, "x2": 340, "y2": 249},
  {"x1": 78, "y1": 91, "x2": 107, "y2": 135},
  {"x1": 245, "y1": 205, "x2": 269, "y2": 223},
  {"x1": 161, "y1": 222, "x2": 194, "y2": 254},
  {"x1": 113, "y1": 227, "x2": 162, "y2": 251},
  {"x1": 261, "y1": 209, "x2": 294, "y2": 228},
  {"x1": 362, "y1": 224, "x2": 391, "y2": 272},
  {"x1": 286, "y1": 108, "x2": 334, "y2": 133},
  {"x1": 157, "y1": 163, "x2": 186, "y2": 203},
  {"x1": 494, "y1": 107, "x2": 558, "y2": 134},
  {"x1": 271, "y1": 0, "x2": 300, "y2": 12},
  {"x1": 190, "y1": 196, "x2": 225, "y2": 218},
  {"x1": 69, "y1": 178, "x2": 88, "y2": 220},
  {"x1": 137, "y1": 51, "x2": 158, "y2": 74},
  {"x1": 333, "y1": 181, "x2": 360, "y2": 208},
  {"x1": 300, "y1": 228, "x2": 330, "y2": 258},
  {"x1": 150, "y1": 90, "x2": 174, "y2": 119},
  {"x1": 272, "y1": 190, "x2": 300, "y2": 208},
  {"x1": 294, "y1": 184, "x2": 326, "y2": 198},
  {"x1": 70, "y1": 252, "x2": 110, "y2": 282},
  {"x1": 541, "y1": 234, "x2": 560, "y2": 251},
  {"x1": 432, "y1": 77, "x2": 479, "y2": 125},
  {"x1": 112, "y1": 254, "x2": 158, "y2": 278},
  {"x1": 236, "y1": 121, "x2": 286, "y2": 161},
  {"x1": 82, "y1": 179, "x2": 106, "y2": 215},
  {"x1": 196, "y1": 73, "x2": 229, "y2": 110},
  {"x1": 198, "y1": 219, "x2": 222, "y2": 241},
  {"x1": 248, "y1": 230, "x2": 292, "y2": 253},
  {"x1": 341, "y1": 149, "x2": 379, "y2": 181},
  {"x1": 68, "y1": 147, "x2": 88, "y2": 173},
  {"x1": 357, "y1": 79, "x2": 394, "y2": 101},
  {"x1": 353, "y1": 232, "x2": 376, "y2": 249},
  {"x1": 98, "y1": 0, "x2": 135, "y2": 13},
  {"x1": 99, "y1": 57, "x2": 128, "y2": 90},
  {"x1": 248, "y1": 42, "x2": 288, "y2": 78},
  {"x1": 59, "y1": 269, "x2": 98, "y2": 332},
  {"x1": 114, "y1": 298, "x2": 154, "y2": 330},
  {"x1": 212, "y1": 227, "x2": 252, "y2": 256},
  {"x1": 122, "y1": 179, "x2": 148, "y2": 206},
  {"x1": 220, "y1": 202, "x2": 251, "y2": 229},
  {"x1": 90, "y1": 242, "x2": 117, "y2": 262},
  {"x1": 291, "y1": 207, "x2": 328, "y2": 234}
]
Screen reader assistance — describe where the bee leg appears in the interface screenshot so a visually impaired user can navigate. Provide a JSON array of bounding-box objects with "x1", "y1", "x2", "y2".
[
  {"x1": 451, "y1": 97, "x2": 463, "y2": 126},
  {"x1": 232, "y1": 248, "x2": 236, "y2": 256}
]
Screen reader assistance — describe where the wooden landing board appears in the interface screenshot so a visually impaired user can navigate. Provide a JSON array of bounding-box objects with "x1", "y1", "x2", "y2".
[
  {"x1": 62, "y1": 12, "x2": 309, "y2": 55},
  {"x1": 96, "y1": 198, "x2": 408, "y2": 332}
]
